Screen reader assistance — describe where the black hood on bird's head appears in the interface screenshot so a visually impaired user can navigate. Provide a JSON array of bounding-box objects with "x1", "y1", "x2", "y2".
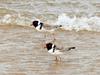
[
  {"x1": 46, "y1": 43, "x2": 56, "y2": 51},
  {"x1": 32, "y1": 21, "x2": 38, "y2": 28},
  {"x1": 46, "y1": 43, "x2": 53, "y2": 50},
  {"x1": 32, "y1": 20, "x2": 44, "y2": 30}
]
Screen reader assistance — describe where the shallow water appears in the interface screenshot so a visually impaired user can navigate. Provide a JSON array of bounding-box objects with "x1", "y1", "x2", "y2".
[
  {"x1": 0, "y1": 0, "x2": 100, "y2": 75},
  {"x1": 0, "y1": 25, "x2": 100, "y2": 75}
]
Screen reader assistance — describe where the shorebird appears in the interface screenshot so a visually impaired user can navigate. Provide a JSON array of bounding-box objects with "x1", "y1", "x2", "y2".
[
  {"x1": 44, "y1": 42, "x2": 76, "y2": 61},
  {"x1": 30, "y1": 20, "x2": 44, "y2": 31},
  {"x1": 30, "y1": 20, "x2": 62, "y2": 32}
]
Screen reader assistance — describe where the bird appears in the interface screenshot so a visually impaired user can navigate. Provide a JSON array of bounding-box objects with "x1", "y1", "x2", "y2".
[
  {"x1": 44, "y1": 42, "x2": 76, "y2": 61},
  {"x1": 30, "y1": 20, "x2": 62, "y2": 32},
  {"x1": 30, "y1": 20, "x2": 44, "y2": 31}
]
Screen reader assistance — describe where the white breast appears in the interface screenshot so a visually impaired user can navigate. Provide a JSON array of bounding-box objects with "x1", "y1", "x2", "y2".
[
  {"x1": 36, "y1": 25, "x2": 41, "y2": 31},
  {"x1": 48, "y1": 49, "x2": 62, "y2": 55}
]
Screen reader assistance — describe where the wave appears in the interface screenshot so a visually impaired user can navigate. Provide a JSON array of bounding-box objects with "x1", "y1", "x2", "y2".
[
  {"x1": 0, "y1": 13, "x2": 100, "y2": 32},
  {"x1": 0, "y1": 14, "x2": 34, "y2": 26},
  {"x1": 55, "y1": 14, "x2": 100, "y2": 32}
]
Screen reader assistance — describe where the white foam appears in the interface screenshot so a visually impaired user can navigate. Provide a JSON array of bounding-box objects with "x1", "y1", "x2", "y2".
[
  {"x1": 1, "y1": 14, "x2": 12, "y2": 24},
  {"x1": 0, "y1": 14, "x2": 32, "y2": 26},
  {"x1": 55, "y1": 13, "x2": 100, "y2": 32},
  {"x1": 0, "y1": 13, "x2": 100, "y2": 32}
]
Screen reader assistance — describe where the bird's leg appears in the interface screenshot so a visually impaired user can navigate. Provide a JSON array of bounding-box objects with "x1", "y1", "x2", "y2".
[
  {"x1": 58, "y1": 56, "x2": 61, "y2": 61},
  {"x1": 54, "y1": 56, "x2": 61, "y2": 62},
  {"x1": 54, "y1": 56, "x2": 58, "y2": 61},
  {"x1": 56, "y1": 56, "x2": 58, "y2": 61}
]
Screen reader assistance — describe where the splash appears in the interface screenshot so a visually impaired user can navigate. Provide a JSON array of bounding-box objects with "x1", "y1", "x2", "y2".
[{"x1": 55, "y1": 14, "x2": 100, "y2": 32}]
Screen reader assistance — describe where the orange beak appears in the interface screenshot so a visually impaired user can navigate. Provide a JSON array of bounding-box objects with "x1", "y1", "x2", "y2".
[
  {"x1": 41, "y1": 43, "x2": 46, "y2": 49},
  {"x1": 43, "y1": 44, "x2": 46, "y2": 48}
]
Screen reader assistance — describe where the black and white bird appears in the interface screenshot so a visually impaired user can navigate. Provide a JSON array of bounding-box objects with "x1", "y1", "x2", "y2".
[
  {"x1": 44, "y1": 42, "x2": 76, "y2": 61},
  {"x1": 31, "y1": 20, "x2": 62, "y2": 32},
  {"x1": 31, "y1": 20, "x2": 44, "y2": 31}
]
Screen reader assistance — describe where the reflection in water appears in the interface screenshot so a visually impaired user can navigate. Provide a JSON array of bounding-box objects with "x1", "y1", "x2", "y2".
[{"x1": 47, "y1": 60, "x2": 64, "y2": 75}]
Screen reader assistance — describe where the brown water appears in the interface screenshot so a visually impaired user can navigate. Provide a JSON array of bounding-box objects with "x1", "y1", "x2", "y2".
[
  {"x1": 0, "y1": 0, "x2": 100, "y2": 75},
  {"x1": 0, "y1": 0, "x2": 100, "y2": 26},
  {"x1": 0, "y1": 25, "x2": 100, "y2": 75}
]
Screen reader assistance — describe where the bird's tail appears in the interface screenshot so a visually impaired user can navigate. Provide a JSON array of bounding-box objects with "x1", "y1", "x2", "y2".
[{"x1": 67, "y1": 47, "x2": 76, "y2": 51}]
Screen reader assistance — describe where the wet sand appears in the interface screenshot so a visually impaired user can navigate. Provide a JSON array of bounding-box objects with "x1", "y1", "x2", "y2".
[{"x1": 0, "y1": 25, "x2": 100, "y2": 75}]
